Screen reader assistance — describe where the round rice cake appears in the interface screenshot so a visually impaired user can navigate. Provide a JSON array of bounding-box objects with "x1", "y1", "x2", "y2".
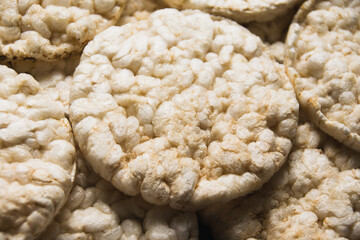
[
  {"x1": 200, "y1": 121, "x2": 360, "y2": 240},
  {"x1": 160, "y1": 0, "x2": 303, "y2": 23},
  {"x1": 0, "y1": 0, "x2": 127, "y2": 61},
  {"x1": 69, "y1": 9, "x2": 299, "y2": 210},
  {"x1": 38, "y1": 151, "x2": 199, "y2": 240},
  {"x1": 286, "y1": 0, "x2": 360, "y2": 151},
  {"x1": 0, "y1": 65, "x2": 76, "y2": 239}
]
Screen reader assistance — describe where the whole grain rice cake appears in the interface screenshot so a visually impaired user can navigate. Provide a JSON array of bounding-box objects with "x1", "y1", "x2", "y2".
[
  {"x1": 0, "y1": 65, "x2": 76, "y2": 239},
  {"x1": 286, "y1": 0, "x2": 360, "y2": 151},
  {"x1": 69, "y1": 9, "x2": 298, "y2": 210},
  {"x1": 0, "y1": 0, "x2": 127, "y2": 61}
]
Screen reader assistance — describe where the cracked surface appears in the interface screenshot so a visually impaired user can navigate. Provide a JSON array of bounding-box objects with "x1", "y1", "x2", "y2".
[
  {"x1": 0, "y1": 0, "x2": 127, "y2": 61},
  {"x1": 70, "y1": 9, "x2": 298, "y2": 210},
  {"x1": 161, "y1": 0, "x2": 302, "y2": 23},
  {"x1": 201, "y1": 120, "x2": 360, "y2": 240},
  {"x1": 0, "y1": 65, "x2": 76, "y2": 240},
  {"x1": 286, "y1": 0, "x2": 360, "y2": 151},
  {"x1": 38, "y1": 152, "x2": 199, "y2": 240}
]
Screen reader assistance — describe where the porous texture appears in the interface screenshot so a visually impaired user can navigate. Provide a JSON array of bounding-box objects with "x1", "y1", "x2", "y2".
[
  {"x1": 38, "y1": 152, "x2": 199, "y2": 240},
  {"x1": 0, "y1": 0, "x2": 127, "y2": 61},
  {"x1": 160, "y1": 0, "x2": 302, "y2": 23},
  {"x1": 286, "y1": 0, "x2": 360, "y2": 151},
  {"x1": 0, "y1": 65, "x2": 76, "y2": 240},
  {"x1": 200, "y1": 120, "x2": 360, "y2": 240},
  {"x1": 70, "y1": 9, "x2": 298, "y2": 210},
  {"x1": 71, "y1": 8, "x2": 299, "y2": 210}
]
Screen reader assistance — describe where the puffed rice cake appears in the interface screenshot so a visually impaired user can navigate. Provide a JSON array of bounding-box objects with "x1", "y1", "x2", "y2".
[
  {"x1": 0, "y1": 65, "x2": 76, "y2": 240},
  {"x1": 0, "y1": 0, "x2": 127, "y2": 61},
  {"x1": 69, "y1": 9, "x2": 299, "y2": 210},
  {"x1": 201, "y1": 119, "x2": 360, "y2": 240},
  {"x1": 286, "y1": 0, "x2": 360, "y2": 151}
]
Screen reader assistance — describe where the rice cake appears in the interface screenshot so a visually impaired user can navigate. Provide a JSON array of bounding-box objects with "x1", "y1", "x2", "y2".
[
  {"x1": 0, "y1": 65, "x2": 76, "y2": 239},
  {"x1": 200, "y1": 120, "x2": 360, "y2": 239},
  {"x1": 69, "y1": 9, "x2": 299, "y2": 210},
  {"x1": 0, "y1": 0, "x2": 127, "y2": 61},
  {"x1": 286, "y1": 0, "x2": 360, "y2": 151}
]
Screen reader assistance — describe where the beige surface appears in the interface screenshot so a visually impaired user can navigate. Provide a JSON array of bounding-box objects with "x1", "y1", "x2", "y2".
[
  {"x1": 7, "y1": 54, "x2": 80, "y2": 116},
  {"x1": 286, "y1": 0, "x2": 360, "y2": 151},
  {"x1": 0, "y1": 0, "x2": 127, "y2": 61},
  {"x1": 70, "y1": 9, "x2": 298, "y2": 210},
  {"x1": 201, "y1": 120, "x2": 360, "y2": 239},
  {"x1": 0, "y1": 65, "x2": 76, "y2": 240},
  {"x1": 38, "y1": 151, "x2": 198, "y2": 240},
  {"x1": 161, "y1": 0, "x2": 302, "y2": 23}
]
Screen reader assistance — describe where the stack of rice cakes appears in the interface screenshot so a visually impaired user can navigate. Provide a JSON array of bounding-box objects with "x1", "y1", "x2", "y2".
[{"x1": 0, "y1": 0, "x2": 359, "y2": 239}]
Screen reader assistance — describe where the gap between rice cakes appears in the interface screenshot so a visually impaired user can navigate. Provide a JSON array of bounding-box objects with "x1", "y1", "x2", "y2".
[{"x1": 161, "y1": 0, "x2": 303, "y2": 23}]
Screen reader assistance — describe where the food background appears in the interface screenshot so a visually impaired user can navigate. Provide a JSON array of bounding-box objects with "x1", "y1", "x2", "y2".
[{"x1": 0, "y1": 0, "x2": 359, "y2": 239}]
